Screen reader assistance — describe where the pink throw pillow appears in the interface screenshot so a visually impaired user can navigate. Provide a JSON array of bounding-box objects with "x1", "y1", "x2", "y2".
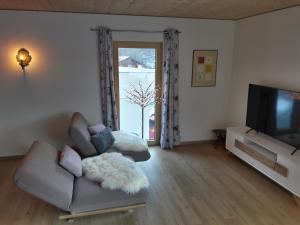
[
  {"x1": 59, "y1": 145, "x2": 82, "y2": 177},
  {"x1": 88, "y1": 123, "x2": 106, "y2": 135}
]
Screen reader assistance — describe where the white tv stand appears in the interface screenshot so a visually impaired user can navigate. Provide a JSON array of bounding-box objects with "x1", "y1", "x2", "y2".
[{"x1": 226, "y1": 126, "x2": 300, "y2": 204}]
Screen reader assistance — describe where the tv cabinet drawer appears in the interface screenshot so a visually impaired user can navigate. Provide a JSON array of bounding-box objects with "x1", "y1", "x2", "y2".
[{"x1": 235, "y1": 140, "x2": 288, "y2": 177}]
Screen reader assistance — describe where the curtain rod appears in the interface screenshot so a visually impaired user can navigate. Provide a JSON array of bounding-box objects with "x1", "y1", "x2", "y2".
[{"x1": 90, "y1": 28, "x2": 181, "y2": 34}]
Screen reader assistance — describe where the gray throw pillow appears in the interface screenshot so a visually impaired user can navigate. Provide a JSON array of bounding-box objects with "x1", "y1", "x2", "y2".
[{"x1": 91, "y1": 128, "x2": 115, "y2": 154}]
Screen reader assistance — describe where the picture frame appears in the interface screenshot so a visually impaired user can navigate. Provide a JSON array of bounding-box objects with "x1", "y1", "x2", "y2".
[{"x1": 191, "y1": 50, "x2": 218, "y2": 87}]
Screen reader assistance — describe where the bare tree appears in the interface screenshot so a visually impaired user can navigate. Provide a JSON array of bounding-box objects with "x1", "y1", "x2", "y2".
[{"x1": 124, "y1": 81, "x2": 160, "y2": 138}]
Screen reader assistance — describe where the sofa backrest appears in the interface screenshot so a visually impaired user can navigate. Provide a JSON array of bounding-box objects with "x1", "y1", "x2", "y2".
[
  {"x1": 14, "y1": 141, "x2": 74, "y2": 212},
  {"x1": 69, "y1": 112, "x2": 97, "y2": 157}
]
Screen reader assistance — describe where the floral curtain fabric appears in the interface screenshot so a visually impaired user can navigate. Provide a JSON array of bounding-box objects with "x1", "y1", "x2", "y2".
[
  {"x1": 160, "y1": 29, "x2": 180, "y2": 149},
  {"x1": 98, "y1": 27, "x2": 119, "y2": 130}
]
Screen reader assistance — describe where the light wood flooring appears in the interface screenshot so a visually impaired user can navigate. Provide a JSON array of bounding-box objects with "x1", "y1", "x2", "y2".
[{"x1": 1, "y1": 143, "x2": 300, "y2": 225}]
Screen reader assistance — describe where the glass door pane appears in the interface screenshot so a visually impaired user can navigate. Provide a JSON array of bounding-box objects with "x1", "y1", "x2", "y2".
[{"x1": 116, "y1": 45, "x2": 160, "y2": 143}]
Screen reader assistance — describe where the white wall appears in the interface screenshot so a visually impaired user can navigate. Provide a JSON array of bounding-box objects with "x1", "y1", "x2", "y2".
[
  {"x1": 0, "y1": 10, "x2": 235, "y2": 156},
  {"x1": 229, "y1": 6, "x2": 300, "y2": 126}
]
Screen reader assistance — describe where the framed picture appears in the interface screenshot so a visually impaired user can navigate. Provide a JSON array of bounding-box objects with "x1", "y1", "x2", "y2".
[{"x1": 191, "y1": 50, "x2": 218, "y2": 87}]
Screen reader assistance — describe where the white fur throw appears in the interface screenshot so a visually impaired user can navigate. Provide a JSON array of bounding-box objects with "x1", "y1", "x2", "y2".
[
  {"x1": 82, "y1": 152, "x2": 149, "y2": 194},
  {"x1": 112, "y1": 131, "x2": 148, "y2": 152}
]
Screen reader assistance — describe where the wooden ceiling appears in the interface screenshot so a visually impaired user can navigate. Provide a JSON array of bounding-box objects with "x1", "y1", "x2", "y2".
[{"x1": 1, "y1": 0, "x2": 300, "y2": 20}]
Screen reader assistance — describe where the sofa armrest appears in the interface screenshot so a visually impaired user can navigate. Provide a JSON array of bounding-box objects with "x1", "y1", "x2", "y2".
[{"x1": 14, "y1": 141, "x2": 74, "y2": 212}]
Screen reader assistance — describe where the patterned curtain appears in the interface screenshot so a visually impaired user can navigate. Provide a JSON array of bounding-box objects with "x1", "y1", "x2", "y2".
[
  {"x1": 98, "y1": 27, "x2": 119, "y2": 131},
  {"x1": 160, "y1": 29, "x2": 180, "y2": 149}
]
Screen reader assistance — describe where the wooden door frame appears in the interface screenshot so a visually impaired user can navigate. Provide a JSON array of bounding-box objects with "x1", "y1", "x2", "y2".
[{"x1": 113, "y1": 41, "x2": 162, "y2": 145}]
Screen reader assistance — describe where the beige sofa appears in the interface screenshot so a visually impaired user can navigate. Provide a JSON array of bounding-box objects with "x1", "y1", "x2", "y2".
[
  {"x1": 69, "y1": 112, "x2": 151, "y2": 161},
  {"x1": 14, "y1": 141, "x2": 146, "y2": 220}
]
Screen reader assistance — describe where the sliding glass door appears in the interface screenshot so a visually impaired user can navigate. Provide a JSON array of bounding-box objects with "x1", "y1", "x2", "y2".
[{"x1": 113, "y1": 42, "x2": 162, "y2": 145}]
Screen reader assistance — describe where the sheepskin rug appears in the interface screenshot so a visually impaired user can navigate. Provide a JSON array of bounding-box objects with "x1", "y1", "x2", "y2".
[
  {"x1": 82, "y1": 152, "x2": 149, "y2": 194},
  {"x1": 112, "y1": 130, "x2": 148, "y2": 152}
]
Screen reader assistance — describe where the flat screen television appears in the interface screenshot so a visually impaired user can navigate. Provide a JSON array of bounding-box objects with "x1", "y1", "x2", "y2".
[{"x1": 246, "y1": 84, "x2": 300, "y2": 151}]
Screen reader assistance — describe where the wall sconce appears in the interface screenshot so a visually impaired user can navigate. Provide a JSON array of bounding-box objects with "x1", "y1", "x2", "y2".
[{"x1": 16, "y1": 48, "x2": 32, "y2": 71}]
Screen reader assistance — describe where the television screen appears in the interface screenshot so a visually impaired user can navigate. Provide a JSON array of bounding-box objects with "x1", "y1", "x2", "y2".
[{"x1": 246, "y1": 84, "x2": 300, "y2": 148}]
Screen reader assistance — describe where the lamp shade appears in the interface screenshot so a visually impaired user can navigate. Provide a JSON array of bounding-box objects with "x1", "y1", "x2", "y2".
[{"x1": 16, "y1": 48, "x2": 32, "y2": 70}]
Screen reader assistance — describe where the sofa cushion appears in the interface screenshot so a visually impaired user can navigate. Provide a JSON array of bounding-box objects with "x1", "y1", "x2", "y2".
[
  {"x1": 114, "y1": 149, "x2": 151, "y2": 162},
  {"x1": 91, "y1": 128, "x2": 115, "y2": 154},
  {"x1": 14, "y1": 141, "x2": 74, "y2": 212},
  {"x1": 70, "y1": 177, "x2": 146, "y2": 213},
  {"x1": 59, "y1": 145, "x2": 82, "y2": 177},
  {"x1": 106, "y1": 148, "x2": 133, "y2": 161},
  {"x1": 106, "y1": 147, "x2": 151, "y2": 162},
  {"x1": 69, "y1": 112, "x2": 98, "y2": 157},
  {"x1": 88, "y1": 123, "x2": 106, "y2": 135}
]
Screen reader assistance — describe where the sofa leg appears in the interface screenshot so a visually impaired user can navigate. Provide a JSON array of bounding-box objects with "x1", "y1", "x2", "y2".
[
  {"x1": 59, "y1": 203, "x2": 146, "y2": 220},
  {"x1": 128, "y1": 209, "x2": 135, "y2": 213},
  {"x1": 226, "y1": 149, "x2": 232, "y2": 155},
  {"x1": 294, "y1": 195, "x2": 300, "y2": 207}
]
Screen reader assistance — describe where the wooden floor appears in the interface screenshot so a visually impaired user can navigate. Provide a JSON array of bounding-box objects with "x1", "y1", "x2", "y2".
[{"x1": 1, "y1": 143, "x2": 300, "y2": 225}]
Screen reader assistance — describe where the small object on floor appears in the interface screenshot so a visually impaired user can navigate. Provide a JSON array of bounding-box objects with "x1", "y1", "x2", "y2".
[{"x1": 212, "y1": 129, "x2": 226, "y2": 149}]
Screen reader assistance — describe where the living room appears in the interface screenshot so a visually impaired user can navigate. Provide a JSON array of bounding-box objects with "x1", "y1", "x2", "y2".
[{"x1": 1, "y1": 1, "x2": 300, "y2": 224}]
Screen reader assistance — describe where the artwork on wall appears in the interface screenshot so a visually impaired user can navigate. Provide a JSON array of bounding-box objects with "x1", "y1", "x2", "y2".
[{"x1": 191, "y1": 50, "x2": 218, "y2": 87}]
